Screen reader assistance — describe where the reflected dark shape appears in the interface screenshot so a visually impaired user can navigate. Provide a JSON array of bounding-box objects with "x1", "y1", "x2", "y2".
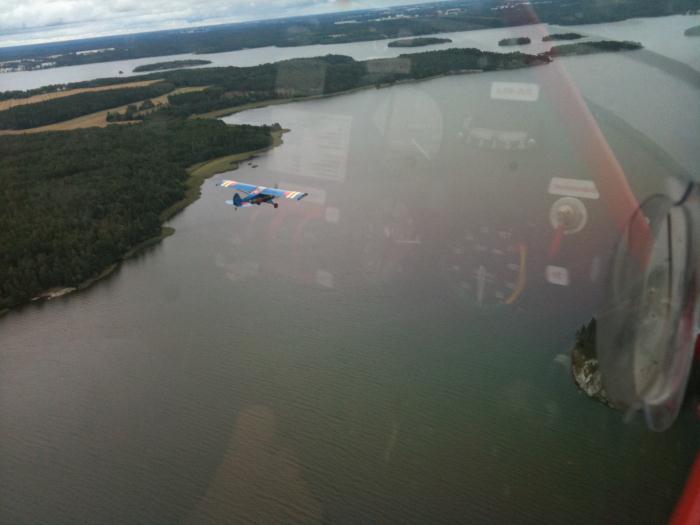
[
  {"x1": 441, "y1": 225, "x2": 527, "y2": 308},
  {"x1": 598, "y1": 186, "x2": 700, "y2": 431}
]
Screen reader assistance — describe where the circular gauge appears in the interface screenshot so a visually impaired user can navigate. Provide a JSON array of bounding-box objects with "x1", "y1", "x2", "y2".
[
  {"x1": 597, "y1": 191, "x2": 700, "y2": 431},
  {"x1": 549, "y1": 197, "x2": 588, "y2": 234},
  {"x1": 443, "y1": 225, "x2": 527, "y2": 308}
]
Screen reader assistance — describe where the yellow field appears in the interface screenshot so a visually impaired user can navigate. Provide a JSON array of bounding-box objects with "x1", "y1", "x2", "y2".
[
  {"x1": 0, "y1": 79, "x2": 163, "y2": 111},
  {"x1": 0, "y1": 86, "x2": 207, "y2": 135}
]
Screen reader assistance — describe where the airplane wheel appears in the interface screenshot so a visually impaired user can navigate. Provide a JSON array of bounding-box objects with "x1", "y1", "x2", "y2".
[{"x1": 274, "y1": 203, "x2": 279, "y2": 209}]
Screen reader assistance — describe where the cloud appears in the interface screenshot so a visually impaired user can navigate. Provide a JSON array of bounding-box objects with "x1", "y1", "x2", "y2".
[{"x1": 0, "y1": 0, "x2": 408, "y2": 47}]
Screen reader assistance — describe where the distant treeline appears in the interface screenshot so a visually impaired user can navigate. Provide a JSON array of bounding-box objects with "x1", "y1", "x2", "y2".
[
  {"x1": 0, "y1": 120, "x2": 272, "y2": 309},
  {"x1": 543, "y1": 33, "x2": 584, "y2": 41},
  {"x1": 0, "y1": 82, "x2": 174, "y2": 130},
  {"x1": 0, "y1": 0, "x2": 695, "y2": 69},
  {"x1": 133, "y1": 59, "x2": 212, "y2": 72}
]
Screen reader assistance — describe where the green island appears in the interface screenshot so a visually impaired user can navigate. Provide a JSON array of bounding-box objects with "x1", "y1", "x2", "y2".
[
  {"x1": 546, "y1": 40, "x2": 642, "y2": 56},
  {"x1": 498, "y1": 37, "x2": 531, "y2": 46},
  {"x1": 388, "y1": 37, "x2": 453, "y2": 48},
  {"x1": 133, "y1": 59, "x2": 212, "y2": 72},
  {"x1": 542, "y1": 32, "x2": 584, "y2": 41},
  {"x1": 0, "y1": 41, "x2": 643, "y2": 312},
  {"x1": 571, "y1": 318, "x2": 614, "y2": 407},
  {"x1": 685, "y1": 25, "x2": 700, "y2": 36}
]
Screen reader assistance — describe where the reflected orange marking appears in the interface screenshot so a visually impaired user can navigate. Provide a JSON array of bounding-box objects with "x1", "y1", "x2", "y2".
[{"x1": 505, "y1": 243, "x2": 527, "y2": 305}]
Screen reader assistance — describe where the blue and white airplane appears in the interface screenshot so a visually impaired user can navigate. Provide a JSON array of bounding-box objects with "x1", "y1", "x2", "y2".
[{"x1": 218, "y1": 180, "x2": 308, "y2": 209}]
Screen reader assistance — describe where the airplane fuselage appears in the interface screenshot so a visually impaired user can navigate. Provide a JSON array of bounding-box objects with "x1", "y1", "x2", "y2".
[{"x1": 246, "y1": 194, "x2": 274, "y2": 205}]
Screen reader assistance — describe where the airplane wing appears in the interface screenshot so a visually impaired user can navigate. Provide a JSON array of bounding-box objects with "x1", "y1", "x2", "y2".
[
  {"x1": 258, "y1": 186, "x2": 308, "y2": 201},
  {"x1": 219, "y1": 180, "x2": 308, "y2": 201},
  {"x1": 218, "y1": 180, "x2": 258, "y2": 194},
  {"x1": 218, "y1": 180, "x2": 308, "y2": 201}
]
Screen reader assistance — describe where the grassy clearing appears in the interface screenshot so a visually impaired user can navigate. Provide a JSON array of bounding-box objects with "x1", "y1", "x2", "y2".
[
  {"x1": 0, "y1": 80, "x2": 162, "y2": 111},
  {"x1": 0, "y1": 86, "x2": 207, "y2": 135}
]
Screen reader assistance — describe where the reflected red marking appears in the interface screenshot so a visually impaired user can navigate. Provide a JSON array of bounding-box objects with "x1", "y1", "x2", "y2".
[
  {"x1": 548, "y1": 224, "x2": 564, "y2": 259},
  {"x1": 668, "y1": 453, "x2": 700, "y2": 525},
  {"x1": 511, "y1": 5, "x2": 652, "y2": 261}
]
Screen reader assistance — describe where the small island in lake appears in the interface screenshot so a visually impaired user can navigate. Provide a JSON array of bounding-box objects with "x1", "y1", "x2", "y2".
[
  {"x1": 546, "y1": 40, "x2": 642, "y2": 56},
  {"x1": 571, "y1": 318, "x2": 615, "y2": 407},
  {"x1": 388, "y1": 37, "x2": 452, "y2": 48},
  {"x1": 685, "y1": 25, "x2": 700, "y2": 36},
  {"x1": 543, "y1": 32, "x2": 584, "y2": 41},
  {"x1": 498, "y1": 37, "x2": 531, "y2": 46},
  {"x1": 133, "y1": 59, "x2": 212, "y2": 72}
]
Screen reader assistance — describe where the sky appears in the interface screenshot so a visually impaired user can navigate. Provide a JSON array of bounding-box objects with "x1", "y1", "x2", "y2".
[{"x1": 0, "y1": 0, "x2": 432, "y2": 48}]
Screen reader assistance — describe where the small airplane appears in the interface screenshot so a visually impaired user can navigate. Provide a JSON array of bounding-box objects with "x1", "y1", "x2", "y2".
[{"x1": 217, "y1": 180, "x2": 308, "y2": 209}]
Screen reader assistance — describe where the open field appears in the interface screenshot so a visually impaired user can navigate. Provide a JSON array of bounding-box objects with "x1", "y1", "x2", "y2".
[
  {"x1": 0, "y1": 86, "x2": 207, "y2": 134},
  {"x1": 0, "y1": 80, "x2": 161, "y2": 111}
]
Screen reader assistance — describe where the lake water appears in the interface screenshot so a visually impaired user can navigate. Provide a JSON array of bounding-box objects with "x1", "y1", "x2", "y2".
[
  {"x1": 1, "y1": 14, "x2": 698, "y2": 91},
  {"x1": 1, "y1": 15, "x2": 699, "y2": 524}
]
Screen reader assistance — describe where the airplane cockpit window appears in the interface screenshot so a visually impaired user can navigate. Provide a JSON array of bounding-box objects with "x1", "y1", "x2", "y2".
[{"x1": 1, "y1": 1, "x2": 699, "y2": 523}]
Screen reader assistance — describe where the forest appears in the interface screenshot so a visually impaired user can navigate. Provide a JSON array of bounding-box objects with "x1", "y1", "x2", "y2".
[
  {"x1": 0, "y1": 120, "x2": 272, "y2": 309},
  {"x1": 0, "y1": 82, "x2": 174, "y2": 129}
]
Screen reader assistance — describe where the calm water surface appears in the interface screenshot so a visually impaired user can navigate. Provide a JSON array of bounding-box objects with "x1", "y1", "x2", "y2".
[{"x1": 1, "y1": 16, "x2": 699, "y2": 525}]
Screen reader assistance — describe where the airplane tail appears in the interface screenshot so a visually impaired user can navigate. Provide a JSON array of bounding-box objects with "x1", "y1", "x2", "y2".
[{"x1": 233, "y1": 193, "x2": 243, "y2": 207}]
